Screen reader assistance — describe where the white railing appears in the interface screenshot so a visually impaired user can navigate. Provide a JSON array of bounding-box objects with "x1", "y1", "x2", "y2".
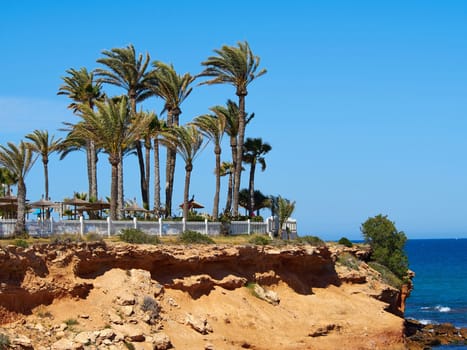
[{"x1": 0, "y1": 216, "x2": 297, "y2": 238}]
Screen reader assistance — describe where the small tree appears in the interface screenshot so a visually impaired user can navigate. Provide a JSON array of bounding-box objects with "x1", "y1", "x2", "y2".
[
  {"x1": 361, "y1": 214, "x2": 408, "y2": 279},
  {"x1": 272, "y1": 196, "x2": 296, "y2": 240}
]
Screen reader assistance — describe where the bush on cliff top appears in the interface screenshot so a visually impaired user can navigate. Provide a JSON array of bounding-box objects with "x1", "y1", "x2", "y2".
[
  {"x1": 119, "y1": 228, "x2": 160, "y2": 245},
  {"x1": 361, "y1": 214, "x2": 408, "y2": 279},
  {"x1": 177, "y1": 230, "x2": 215, "y2": 244},
  {"x1": 338, "y1": 237, "x2": 353, "y2": 247}
]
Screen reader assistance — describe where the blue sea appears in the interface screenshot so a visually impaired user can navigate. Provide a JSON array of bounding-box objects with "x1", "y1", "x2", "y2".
[{"x1": 405, "y1": 239, "x2": 467, "y2": 349}]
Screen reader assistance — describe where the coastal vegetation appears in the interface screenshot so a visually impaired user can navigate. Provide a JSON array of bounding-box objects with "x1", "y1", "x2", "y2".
[
  {"x1": 361, "y1": 214, "x2": 409, "y2": 279},
  {"x1": 1, "y1": 41, "x2": 294, "y2": 238}
]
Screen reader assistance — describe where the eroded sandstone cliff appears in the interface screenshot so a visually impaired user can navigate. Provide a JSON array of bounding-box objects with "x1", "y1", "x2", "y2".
[{"x1": 0, "y1": 242, "x2": 410, "y2": 349}]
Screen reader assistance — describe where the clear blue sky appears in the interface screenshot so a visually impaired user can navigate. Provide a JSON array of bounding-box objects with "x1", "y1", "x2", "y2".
[{"x1": 1, "y1": 1, "x2": 466, "y2": 240}]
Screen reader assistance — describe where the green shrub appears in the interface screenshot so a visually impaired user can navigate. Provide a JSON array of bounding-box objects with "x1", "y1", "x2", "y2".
[
  {"x1": 177, "y1": 230, "x2": 214, "y2": 244},
  {"x1": 295, "y1": 235, "x2": 325, "y2": 246},
  {"x1": 50, "y1": 233, "x2": 83, "y2": 243},
  {"x1": 119, "y1": 228, "x2": 160, "y2": 244},
  {"x1": 361, "y1": 214, "x2": 408, "y2": 279},
  {"x1": 65, "y1": 318, "x2": 79, "y2": 326},
  {"x1": 337, "y1": 252, "x2": 360, "y2": 270},
  {"x1": 338, "y1": 237, "x2": 353, "y2": 247},
  {"x1": 368, "y1": 262, "x2": 403, "y2": 289},
  {"x1": 248, "y1": 234, "x2": 272, "y2": 246},
  {"x1": 0, "y1": 333, "x2": 10, "y2": 350},
  {"x1": 14, "y1": 239, "x2": 29, "y2": 248},
  {"x1": 84, "y1": 232, "x2": 104, "y2": 242}
]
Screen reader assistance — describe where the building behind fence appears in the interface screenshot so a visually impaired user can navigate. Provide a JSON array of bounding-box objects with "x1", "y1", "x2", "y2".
[{"x1": 0, "y1": 217, "x2": 297, "y2": 238}]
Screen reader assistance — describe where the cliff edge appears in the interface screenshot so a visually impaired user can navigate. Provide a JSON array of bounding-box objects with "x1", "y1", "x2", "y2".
[{"x1": 0, "y1": 242, "x2": 410, "y2": 349}]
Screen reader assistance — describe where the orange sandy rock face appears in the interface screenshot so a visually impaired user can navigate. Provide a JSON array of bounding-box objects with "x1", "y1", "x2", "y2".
[{"x1": 0, "y1": 242, "x2": 408, "y2": 350}]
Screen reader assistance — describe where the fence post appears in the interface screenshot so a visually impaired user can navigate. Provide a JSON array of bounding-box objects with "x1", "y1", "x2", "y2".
[
  {"x1": 133, "y1": 217, "x2": 137, "y2": 229},
  {"x1": 79, "y1": 216, "x2": 84, "y2": 236},
  {"x1": 182, "y1": 218, "x2": 186, "y2": 233},
  {"x1": 158, "y1": 217, "x2": 162, "y2": 237},
  {"x1": 205, "y1": 218, "x2": 208, "y2": 235},
  {"x1": 50, "y1": 217, "x2": 54, "y2": 235},
  {"x1": 107, "y1": 217, "x2": 111, "y2": 237},
  {"x1": 248, "y1": 219, "x2": 251, "y2": 235}
]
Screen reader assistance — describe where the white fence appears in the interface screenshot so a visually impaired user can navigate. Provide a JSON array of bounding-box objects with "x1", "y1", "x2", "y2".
[{"x1": 0, "y1": 216, "x2": 297, "y2": 238}]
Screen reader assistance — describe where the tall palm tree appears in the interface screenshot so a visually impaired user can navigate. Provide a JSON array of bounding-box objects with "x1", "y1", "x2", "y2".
[
  {"x1": 242, "y1": 138, "x2": 272, "y2": 217},
  {"x1": 199, "y1": 41, "x2": 266, "y2": 216},
  {"x1": 58, "y1": 67, "x2": 103, "y2": 199},
  {"x1": 149, "y1": 61, "x2": 196, "y2": 217},
  {"x1": 191, "y1": 113, "x2": 226, "y2": 219},
  {"x1": 0, "y1": 142, "x2": 37, "y2": 236},
  {"x1": 95, "y1": 44, "x2": 154, "y2": 208},
  {"x1": 162, "y1": 125, "x2": 204, "y2": 220},
  {"x1": 211, "y1": 100, "x2": 254, "y2": 214},
  {"x1": 74, "y1": 97, "x2": 152, "y2": 220},
  {"x1": 25, "y1": 130, "x2": 62, "y2": 202},
  {"x1": 149, "y1": 114, "x2": 167, "y2": 217}
]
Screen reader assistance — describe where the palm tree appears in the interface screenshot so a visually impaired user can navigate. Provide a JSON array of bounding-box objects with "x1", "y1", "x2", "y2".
[
  {"x1": 162, "y1": 125, "x2": 204, "y2": 220},
  {"x1": 95, "y1": 44, "x2": 154, "y2": 208},
  {"x1": 74, "y1": 97, "x2": 152, "y2": 220},
  {"x1": 58, "y1": 67, "x2": 103, "y2": 199},
  {"x1": 0, "y1": 142, "x2": 37, "y2": 236},
  {"x1": 149, "y1": 61, "x2": 196, "y2": 217},
  {"x1": 219, "y1": 161, "x2": 234, "y2": 214},
  {"x1": 25, "y1": 130, "x2": 62, "y2": 203},
  {"x1": 191, "y1": 113, "x2": 226, "y2": 219},
  {"x1": 242, "y1": 138, "x2": 271, "y2": 217},
  {"x1": 209, "y1": 100, "x2": 254, "y2": 214},
  {"x1": 0, "y1": 167, "x2": 18, "y2": 196},
  {"x1": 199, "y1": 41, "x2": 267, "y2": 216},
  {"x1": 239, "y1": 189, "x2": 270, "y2": 217},
  {"x1": 149, "y1": 114, "x2": 167, "y2": 217},
  {"x1": 274, "y1": 196, "x2": 296, "y2": 240}
]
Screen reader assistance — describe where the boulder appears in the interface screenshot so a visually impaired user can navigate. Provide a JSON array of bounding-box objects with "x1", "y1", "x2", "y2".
[
  {"x1": 185, "y1": 313, "x2": 213, "y2": 335},
  {"x1": 152, "y1": 332, "x2": 173, "y2": 350},
  {"x1": 253, "y1": 284, "x2": 280, "y2": 305}
]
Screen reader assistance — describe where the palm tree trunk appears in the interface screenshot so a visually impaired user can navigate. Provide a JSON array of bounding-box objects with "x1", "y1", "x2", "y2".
[
  {"x1": 110, "y1": 159, "x2": 119, "y2": 221},
  {"x1": 248, "y1": 161, "x2": 256, "y2": 217},
  {"x1": 226, "y1": 137, "x2": 237, "y2": 214},
  {"x1": 43, "y1": 159, "x2": 49, "y2": 200},
  {"x1": 130, "y1": 93, "x2": 148, "y2": 212},
  {"x1": 233, "y1": 94, "x2": 246, "y2": 216},
  {"x1": 136, "y1": 142, "x2": 149, "y2": 209},
  {"x1": 86, "y1": 140, "x2": 93, "y2": 199},
  {"x1": 225, "y1": 172, "x2": 233, "y2": 213},
  {"x1": 43, "y1": 159, "x2": 50, "y2": 219},
  {"x1": 144, "y1": 136, "x2": 151, "y2": 210},
  {"x1": 90, "y1": 140, "x2": 98, "y2": 200},
  {"x1": 15, "y1": 179, "x2": 27, "y2": 236},
  {"x1": 213, "y1": 146, "x2": 221, "y2": 219},
  {"x1": 153, "y1": 138, "x2": 161, "y2": 218},
  {"x1": 117, "y1": 159, "x2": 124, "y2": 219},
  {"x1": 165, "y1": 109, "x2": 179, "y2": 217},
  {"x1": 183, "y1": 164, "x2": 192, "y2": 220}
]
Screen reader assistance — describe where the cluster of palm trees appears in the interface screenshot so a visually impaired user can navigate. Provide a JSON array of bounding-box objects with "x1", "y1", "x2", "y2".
[{"x1": 0, "y1": 41, "x2": 280, "y2": 234}]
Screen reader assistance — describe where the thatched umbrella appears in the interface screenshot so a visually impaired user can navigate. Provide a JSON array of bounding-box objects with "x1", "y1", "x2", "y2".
[
  {"x1": 63, "y1": 197, "x2": 90, "y2": 219},
  {"x1": 29, "y1": 197, "x2": 55, "y2": 220}
]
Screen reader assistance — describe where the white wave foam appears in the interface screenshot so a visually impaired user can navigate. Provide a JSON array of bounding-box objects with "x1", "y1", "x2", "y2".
[
  {"x1": 435, "y1": 305, "x2": 451, "y2": 313},
  {"x1": 419, "y1": 319, "x2": 433, "y2": 325}
]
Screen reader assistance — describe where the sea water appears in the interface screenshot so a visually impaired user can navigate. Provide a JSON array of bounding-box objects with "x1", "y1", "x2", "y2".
[{"x1": 405, "y1": 239, "x2": 467, "y2": 349}]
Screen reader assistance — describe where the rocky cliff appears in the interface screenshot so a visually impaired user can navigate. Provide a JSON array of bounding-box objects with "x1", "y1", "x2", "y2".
[{"x1": 0, "y1": 242, "x2": 411, "y2": 349}]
